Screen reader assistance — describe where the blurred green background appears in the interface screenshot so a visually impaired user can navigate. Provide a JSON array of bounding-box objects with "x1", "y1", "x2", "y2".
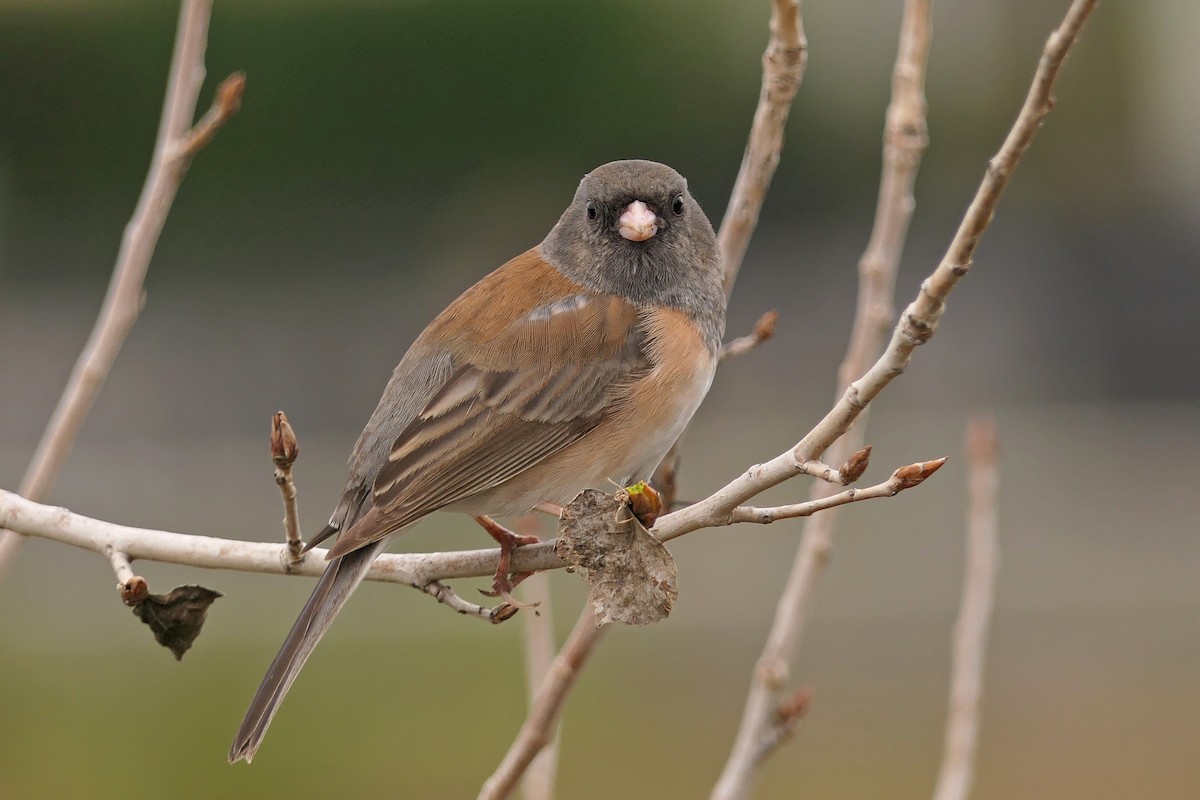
[{"x1": 1, "y1": 1, "x2": 1197, "y2": 798}]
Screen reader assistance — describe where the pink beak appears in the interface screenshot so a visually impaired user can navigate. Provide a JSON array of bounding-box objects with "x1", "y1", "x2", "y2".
[{"x1": 618, "y1": 200, "x2": 658, "y2": 242}]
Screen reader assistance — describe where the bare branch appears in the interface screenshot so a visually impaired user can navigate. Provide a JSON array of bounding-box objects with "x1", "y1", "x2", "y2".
[
  {"x1": 421, "y1": 580, "x2": 518, "y2": 624},
  {"x1": 106, "y1": 546, "x2": 150, "y2": 607},
  {"x1": 270, "y1": 412, "x2": 304, "y2": 563},
  {"x1": 718, "y1": 0, "x2": 808, "y2": 294},
  {"x1": 712, "y1": 2, "x2": 1096, "y2": 796},
  {"x1": 932, "y1": 414, "x2": 1000, "y2": 800},
  {"x1": 107, "y1": 546, "x2": 137, "y2": 587},
  {"x1": 0, "y1": 0, "x2": 242, "y2": 579},
  {"x1": 711, "y1": 1, "x2": 934, "y2": 795},
  {"x1": 478, "y1": 606, "x2": 607, "y2": 800},
  {"x1": 517, "y1": 534, "x2": 560, "y2": 800},
  {"x1": 728, "y1": 458, "x2": 944, "y2": 525},
  {"x1": 177, "y1": 71, "x2": 245, "y2": 159},
  {"x1": 0, "y1": 488, "x2": 565, "y2": 585}
]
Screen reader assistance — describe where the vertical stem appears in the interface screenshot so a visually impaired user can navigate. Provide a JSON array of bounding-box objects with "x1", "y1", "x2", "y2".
[
  {"x1": 932, "y1": 415, "x2": 1000, "y2": 800},
  {"x1": 711, "y1": 3, "x2": 933, "y2": 798},
  {"x1": 0, "y1": 0, "x2": 219, "y2": 577}
]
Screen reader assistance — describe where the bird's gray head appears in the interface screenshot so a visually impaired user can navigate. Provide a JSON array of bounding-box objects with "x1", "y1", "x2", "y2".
[{"x1": 540, "y1": 159, "x2": 726, "y2": 347}]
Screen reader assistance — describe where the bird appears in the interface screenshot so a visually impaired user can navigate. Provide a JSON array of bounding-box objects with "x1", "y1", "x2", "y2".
[{"x1": 228, "y1": 159, "x2": 727, "y2": 763}]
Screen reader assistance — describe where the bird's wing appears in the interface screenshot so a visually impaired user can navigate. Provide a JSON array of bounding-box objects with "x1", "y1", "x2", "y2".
[{"x1": 325, "y1": 251, "x2": 652, "y2": 558}]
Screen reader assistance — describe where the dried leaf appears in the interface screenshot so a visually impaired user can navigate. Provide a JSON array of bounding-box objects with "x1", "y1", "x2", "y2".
[
  {"x1": 131, "y1": 585, "x2": 222, "y2": 660},
  {"x1": 554, "y1": 489, "x2": 678, "y2": 627}
]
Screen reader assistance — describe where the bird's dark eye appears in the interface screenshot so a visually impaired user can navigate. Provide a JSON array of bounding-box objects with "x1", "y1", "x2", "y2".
[
  {"x1": 671, "y1": 194, "x2": 685, "y2": 216},
  {"x1": 586, "y1": 201, "x2": 598, "y2": 221}
]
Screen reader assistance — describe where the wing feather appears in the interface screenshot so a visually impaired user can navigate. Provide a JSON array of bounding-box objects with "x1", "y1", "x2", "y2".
[{"x1": 325, "y1": 288, "x2": 651, "y2": 558}]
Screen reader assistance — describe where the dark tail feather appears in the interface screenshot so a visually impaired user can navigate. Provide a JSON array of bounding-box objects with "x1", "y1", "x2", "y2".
[
  {"x1": 300, "y1": 522, "x2": 340, "y2": 554},
  {"x1": 228, "y1": 539, "x2": 387, "y2": 763}
]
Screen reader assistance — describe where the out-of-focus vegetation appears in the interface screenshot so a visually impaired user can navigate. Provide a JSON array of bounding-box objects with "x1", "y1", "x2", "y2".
[{"x1": 2, "y1": 2, "x2": 1197, "y2": 798}]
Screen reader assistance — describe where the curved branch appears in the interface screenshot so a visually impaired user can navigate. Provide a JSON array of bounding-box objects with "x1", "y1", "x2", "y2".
[
  {"x1": 0, "y1": 0, "x2": 243, "y2": 579},
  {"x1": 718, "y1": 0, "x2": 808, "y2": 294},
  {"x1": 711, "y1": 2, "x2": 1097, "y2": 797}
]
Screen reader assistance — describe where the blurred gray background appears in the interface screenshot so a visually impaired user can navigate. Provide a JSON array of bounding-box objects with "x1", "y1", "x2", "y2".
[{"x1": 1, "y1": 1, "x2": 1197, "y2": 798}]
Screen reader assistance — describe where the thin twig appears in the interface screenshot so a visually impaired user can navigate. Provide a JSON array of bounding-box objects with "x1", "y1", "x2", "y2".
[
  {"x1": 478, "y1": 606, "x2": 607, "y2": 800},
  {"x1": 712, "y1": 2, "x2": 1097, "y2": 796},
  {"x1": 662, "y1": 0, "x2": 936, "y2": 549},
  {"x1": 270, "y1": 412, "x2": 304, "y2": 563},
  {"x1": 712, "y1": 1, "x2": 934, "y2": 794},
  {"x1": 932, "y1": 414, "x2": 1000, "y2": 800},
  {"x1": 728, "y1": 458, "x2": 944, "y2": 525},
  {"x1": 421, "y1": 581, "x2": 517, "y2": 624},
  {"x1": 0, "y1": 0, "x2": 243, "y2": 580},
  {"x1": 516, "y1": 516, "x2": 559, "y2": 800},
  {"x1": 106, "y1": 546, "x2": 137, "y2": 586},
  {"x1": 718, "y1": 0, "x2": 808, "y2": 295}
]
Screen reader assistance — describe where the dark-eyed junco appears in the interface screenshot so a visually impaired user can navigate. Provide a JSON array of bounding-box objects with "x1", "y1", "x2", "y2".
[{"x1": 229, "y1": 159, "x2": 726, "y2": 763}]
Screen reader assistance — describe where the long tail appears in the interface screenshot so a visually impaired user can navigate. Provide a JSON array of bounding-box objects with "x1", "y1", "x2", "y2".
[{"x1": 228, "y1": 538, "x2": 388, "y2": 763}]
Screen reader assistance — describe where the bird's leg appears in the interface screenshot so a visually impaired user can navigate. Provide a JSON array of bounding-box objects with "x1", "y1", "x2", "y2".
[
  {"x1": 475, "y1": 515, "x2": 540, "y2": 608},
  {"x1": 533, "y1": 501, "x2": 564, "y2": 517}
]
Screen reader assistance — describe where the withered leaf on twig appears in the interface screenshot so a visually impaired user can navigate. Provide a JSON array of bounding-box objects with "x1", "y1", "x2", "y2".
[
  {"x1": 554, "y1": 488, "x2": 678, "y2": 627},
  {"x1": 131, "y1": 585, "x2": 222, "y2": 660}
]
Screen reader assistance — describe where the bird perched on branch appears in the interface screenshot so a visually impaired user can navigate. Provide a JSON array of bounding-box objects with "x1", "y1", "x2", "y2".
[{"x1": 229, "y1": 159, "x2": 726, "y2": 763}]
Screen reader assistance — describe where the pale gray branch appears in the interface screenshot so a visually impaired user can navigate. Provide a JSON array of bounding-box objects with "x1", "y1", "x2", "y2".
[
  {"x1": 728, "y1": 458, "x2": 945, "y2": 525},
  {"x1": 422, "y1": 580, "x2": 517, "y2": 624},
  {"x1": 718, "y1": 0, "x2": 808, "y2": 295},
  {"x1": 0, "y1": 488, "x2": 565, "y2": 586},
  {"x1": 0, "y1": 0, "x2": 243, "y2": 579},
  {"x1": 932, "y1": 415, "x2": 1000, "y2": 800},
  {"x1": 478, "y1": 606, "x2": 607, "y2": 800},
  {"x1": 106, "y1": 546, "x2": 137, "y2": 587},
  {"x1": 711, "y1": 2, "x2": 1095, "y2": 796},
  {"x1": 516, "y1": 516, "x2": 561, "y2": 800}
]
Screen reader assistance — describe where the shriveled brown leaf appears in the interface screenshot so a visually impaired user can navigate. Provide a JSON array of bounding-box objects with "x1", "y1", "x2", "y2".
[
  {"x1": 554, "y1": 489, "x2": 678, "y2": 627},
  {"x1": 131, "y1": 584, "x2": 222, "y2": 660}
]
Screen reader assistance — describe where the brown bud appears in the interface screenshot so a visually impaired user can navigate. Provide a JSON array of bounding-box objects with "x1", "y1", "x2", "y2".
[
  {"x1": 624, "y1": 481, "x2": 663, "y2": 528},
  {"x1": 893, "y1": 457, "x2": 948, "y2": 489},
  {"x1": 753, "y1": 309, "x2": 779, "y2": 342},
  {"x1": 839, "y1": 445, "x2": 872, "y2": 483},
  {"x1": 119, "y1": 575, "x2": 149, "y2": 606},
  {"x1": 216, "y1": 71, "x2": 247, "y2": 116},
  {"x1": 775, "y1": 685, "x2": 813, "y2": 726},
  {"x1": 271, "y1": 411, "x2": 299, "y2": 468},
  {"x1": 491, "y1": 604, "x2": 521, "y2": 624}
]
